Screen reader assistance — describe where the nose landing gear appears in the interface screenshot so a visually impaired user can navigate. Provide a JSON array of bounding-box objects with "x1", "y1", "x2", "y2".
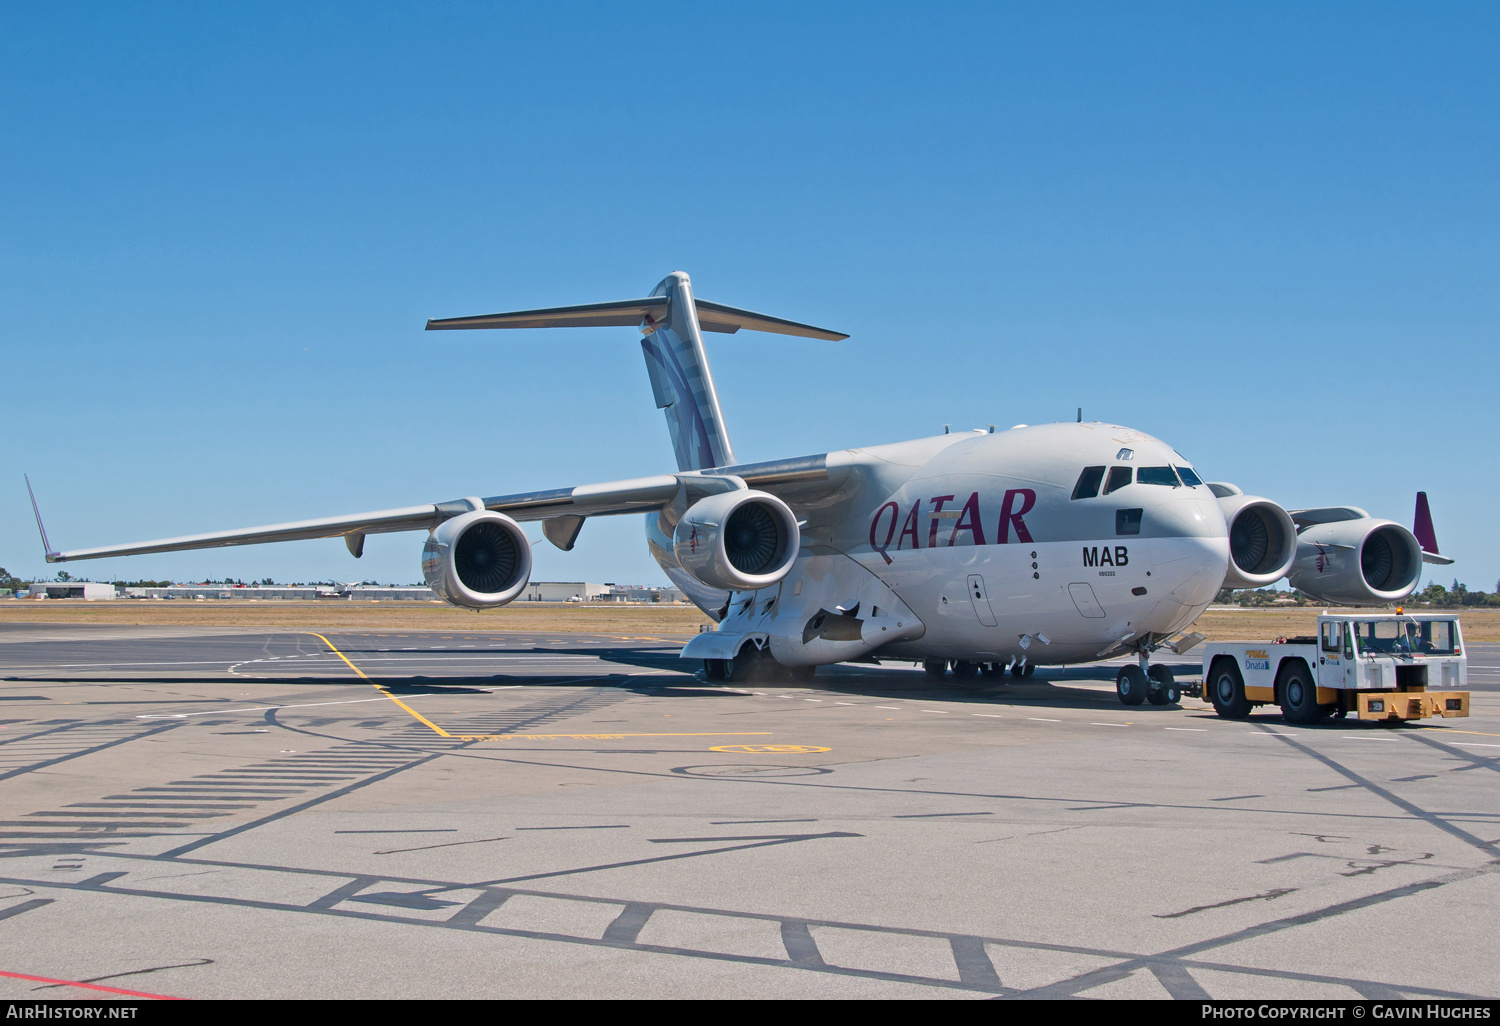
[{"x1": 1116, "y1": 652, "x2": 1180, "y2": 706}]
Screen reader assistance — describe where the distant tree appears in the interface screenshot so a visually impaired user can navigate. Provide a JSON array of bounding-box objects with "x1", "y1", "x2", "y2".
[{"x1": 54, "y1": 570, "x2": 72, "y2": 582}]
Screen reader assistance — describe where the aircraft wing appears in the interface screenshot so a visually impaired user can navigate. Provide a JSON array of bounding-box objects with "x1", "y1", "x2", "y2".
[
  {"x1": 42, "y1": 455, "x2": 842, "y2": 563},
  {"x1": 43, "y1": 475, "x2": 685, "y2": 564}
]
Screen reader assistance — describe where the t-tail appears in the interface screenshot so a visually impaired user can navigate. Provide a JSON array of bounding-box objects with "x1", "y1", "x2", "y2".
[{"x1": 426, "y1": 272, "x2": 846, "y2": 471}]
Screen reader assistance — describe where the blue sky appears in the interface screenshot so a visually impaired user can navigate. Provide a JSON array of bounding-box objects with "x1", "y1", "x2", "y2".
[{"x1": 3, "y1": 3, "x2": 1496, "y2": 589}]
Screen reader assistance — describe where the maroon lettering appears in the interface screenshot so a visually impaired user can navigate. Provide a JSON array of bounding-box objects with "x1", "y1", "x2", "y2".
[
  {"x1": 898, "y1": 502, "x2": 922, "y2": 551},
  {"x1": 948, "y1": 491, "x2": 986, "y2": 546},
  {"x1": 869, "y1": 501, "x2": 898, "y2": 564},
  {"x1": 927, "y1": 495, "x2": 955, "y2": 548},
  {"x1": 997, "y1": 488, "x2": 1036, "y2": 544}
]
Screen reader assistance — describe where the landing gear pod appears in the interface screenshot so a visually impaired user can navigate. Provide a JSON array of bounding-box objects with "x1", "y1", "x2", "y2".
[
  {"x1": 672, "y1": 490, "x2": 799, "y2": 592},
  {"x1": 422, "y1": 510, "x2": 532, "y2": 608}
]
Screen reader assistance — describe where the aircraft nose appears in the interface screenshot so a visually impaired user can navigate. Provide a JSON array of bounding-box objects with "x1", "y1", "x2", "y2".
[{"x1": 1151, "y1": 492, "x2": 1224, "y2": 539}]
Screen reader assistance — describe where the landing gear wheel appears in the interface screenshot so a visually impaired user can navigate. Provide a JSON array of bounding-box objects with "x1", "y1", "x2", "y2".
[
  {"x1": 727, "y1": 646, "x2": 776, "y2": 684},
  {"x1": 1146, "y1": 664, "x2": 1178, "y2": 705},
  {"x1": 1209, "y1": 659, "x2": 1252, "y2": 720},
  {"x1": 1278, "y1": 661, "x2": 1329, "y2": 725},
  {"x1": 1019, "y1": 662, "x2": 1036, "y2": 679},
  {"x1": 1116, "y1": 665, "x2": 1148, "y2": 706},
  {"x1": 980, "y1": 662, "x2": 1006, "y2": 679},
  {"x1": 704, "y1": 659, "x2": 728, "y2": 681},
  {"x1": 951, "y1": 660, "x2": 980, "y2": 680},
  {"x1": 923, "y1": 658, "x2": 948, "y2": 681}
]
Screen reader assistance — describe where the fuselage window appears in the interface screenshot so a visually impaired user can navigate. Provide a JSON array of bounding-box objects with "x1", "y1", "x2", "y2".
[
  {"x1": 1137, "y1": 466, "x2": 1181, "y2": 487},
  {"x1": 1175, "y1": 465, "x2": 1204, "y2": 487},
  {"x1": 1071, "y1": 466, "x2": 1106, "y2": 500},
  {"x1": 1116, "y1": 508, "x2": 1143, "y2": 536},
  {"x1": 1103, "y1": 466, "x2": 1133, "y2": 494}
]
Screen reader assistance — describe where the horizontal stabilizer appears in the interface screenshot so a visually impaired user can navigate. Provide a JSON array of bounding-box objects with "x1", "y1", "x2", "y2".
[
  {"x1": 426, "y1": 297, "x2": 668, "y2": 331},
  {"x1": 426, "y1": 295, "x2": 847, "y2": 341},
  {"x1": 692, "y1": 299, "x2": 848, "y2": 341}
]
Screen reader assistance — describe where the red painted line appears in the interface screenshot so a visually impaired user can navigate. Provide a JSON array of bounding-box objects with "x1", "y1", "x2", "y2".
[{"x1": 0, "y1": 969, "x2": 182, "y2": 999}]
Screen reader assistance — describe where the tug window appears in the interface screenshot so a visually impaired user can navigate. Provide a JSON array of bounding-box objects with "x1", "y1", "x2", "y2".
[
  {"x1": 1321, "y1": 622, "x2": 1342, "y2": 652},
  {"x1": 1103, "y1": 467, "x2": 1133, "y2": 495},
  {"x1": 1071, "y1": 466, "x2": 1106, "y2": 500}
]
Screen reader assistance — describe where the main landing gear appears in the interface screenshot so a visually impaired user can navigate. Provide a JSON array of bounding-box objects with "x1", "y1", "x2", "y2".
[
  {"x1": 705, "y1": 646, "x2": 815, "y2": 684},
  {"x1": 924, "y1": 658, "x2": 1034, "y2": 685},
  {"x1": 1116, "y1": 657, "x2": 1180, "y2": 707}
]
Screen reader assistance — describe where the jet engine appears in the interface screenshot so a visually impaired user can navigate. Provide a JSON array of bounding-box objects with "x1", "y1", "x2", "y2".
[
  {"x1": 421, "y1": 510, "x2": 532, "y2": 608},
  {"x1": 672, "y1": 490, "x2": 799, "y2": 591},
  {"x1": 1286, "y1": 519, "x2": 1422, "y2": 606},
  {"x1": 1210, "y1": 486, "x2": 1298, "y2": 590}
]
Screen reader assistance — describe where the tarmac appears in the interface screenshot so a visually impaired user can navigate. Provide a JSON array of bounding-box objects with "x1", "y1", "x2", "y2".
[{"x1": 0, "y1": 622, "x2": 1496, "y2": 1000}]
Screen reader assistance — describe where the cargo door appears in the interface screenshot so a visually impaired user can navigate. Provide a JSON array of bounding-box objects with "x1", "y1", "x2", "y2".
[
  {"x1": 966, "y1": 574, "x2": 997, "y2": 627},
  {"x1": 1068, "y1": 582, "x2": 1106, "y2": 618}
]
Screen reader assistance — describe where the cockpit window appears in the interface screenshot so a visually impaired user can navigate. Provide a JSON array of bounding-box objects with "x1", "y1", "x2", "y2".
[
  {"x1": 1175, "y1": 465, "x2": 1204, "y2": 487},
  {"x1": 1116, "y1": 508, "x2": 1142, "y2": 535},
  {"x1": 1071, "y1": 466, "x2": 1105, "y2": 500},
  {"x1": 1103, "y1": 466, "x2": 1133, "y2": 494},
  {"x1": 1137, "y1": 466, "x2": 1181, "y2": 487}
]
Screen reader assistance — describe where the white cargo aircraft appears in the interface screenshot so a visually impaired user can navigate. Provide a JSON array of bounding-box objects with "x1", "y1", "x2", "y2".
[{"x1": 36, "y1": 272, "x2": 1453, "y2": 710}]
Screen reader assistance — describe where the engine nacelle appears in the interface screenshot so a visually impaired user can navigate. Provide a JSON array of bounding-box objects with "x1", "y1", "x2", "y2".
[
  {"x1": 672, "y1": 490, "x2": 799, "y2": 592},
  {"x1": 1286, "y1": 519, "x2": 1422, "y2": 606},
  {"x1": 1213, "y1": 491, "x2": 1298, "y2": 590},
  {"x1": 421, "y1": 510, "x2": 532, "y2": 609}
]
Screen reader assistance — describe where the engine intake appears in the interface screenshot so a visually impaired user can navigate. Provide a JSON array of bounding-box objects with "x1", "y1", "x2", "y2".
[
  {"x1": 1214, "y1": 492, "x2": 1297, "y2": 590},
  {"x1": 422, "y1": 510, "x2": 532, "y2": 608},
  {"x1": 1287, "y1": 519, "x2": 1421, "y2": 606},
  {"x1": 672, "y1": 490, "x2": 799, "y2": 591}
]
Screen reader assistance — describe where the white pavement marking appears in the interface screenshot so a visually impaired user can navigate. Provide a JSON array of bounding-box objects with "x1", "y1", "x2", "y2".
[
  {"x1": 1451, "y1": 741, "x2": 1500, "y2": 748},
  {"x1": 1165, "y1": 727, "x2": 1207, "y2": 732},
  {"x1": 804, "y1": 699, "x2": 823, "y2": 702},
  {"x1": 972, "y1": 714, "x2": 1002, "y2": 718},
  {"x1": 136, "y1": 694, "x2": 454, "y2": 720},
  {"x1": 1092, "y1": 723, "x2": 1130, "y2": 727},
  {"x1": 1028, "y1": 717, "x2": 1060, "y2": 723},
  {"x1": 921, "y1": 709, "x2": 948, "y2": 714},
  {"x1": 875, "y1": 706, "x2": 899, "y2": 710},
  {"x1": 835, "y1": 702, "x2": 857, "y2": 706}
]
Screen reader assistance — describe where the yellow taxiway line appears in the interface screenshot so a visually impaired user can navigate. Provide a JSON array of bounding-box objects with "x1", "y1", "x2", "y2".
[
  {"x1": 309, "y1": 631, "x2": 453, "y2": 738},
  {"x1": 308, "y1": 632, "x2": 775, "y2": 745}
]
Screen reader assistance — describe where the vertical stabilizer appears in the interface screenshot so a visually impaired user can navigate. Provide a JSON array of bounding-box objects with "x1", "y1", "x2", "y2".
[{"x1": 640, "y1": 272, "x2": 736, "y2": 471}]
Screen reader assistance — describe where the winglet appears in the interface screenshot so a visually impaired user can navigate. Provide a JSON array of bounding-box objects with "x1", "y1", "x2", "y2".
[
  {"x1": 1414, "y1": 491, "x2": 1453, "y2": 565},
  {"x1": 24, "y1": 475, "x2": 60, "y2": 563}
]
